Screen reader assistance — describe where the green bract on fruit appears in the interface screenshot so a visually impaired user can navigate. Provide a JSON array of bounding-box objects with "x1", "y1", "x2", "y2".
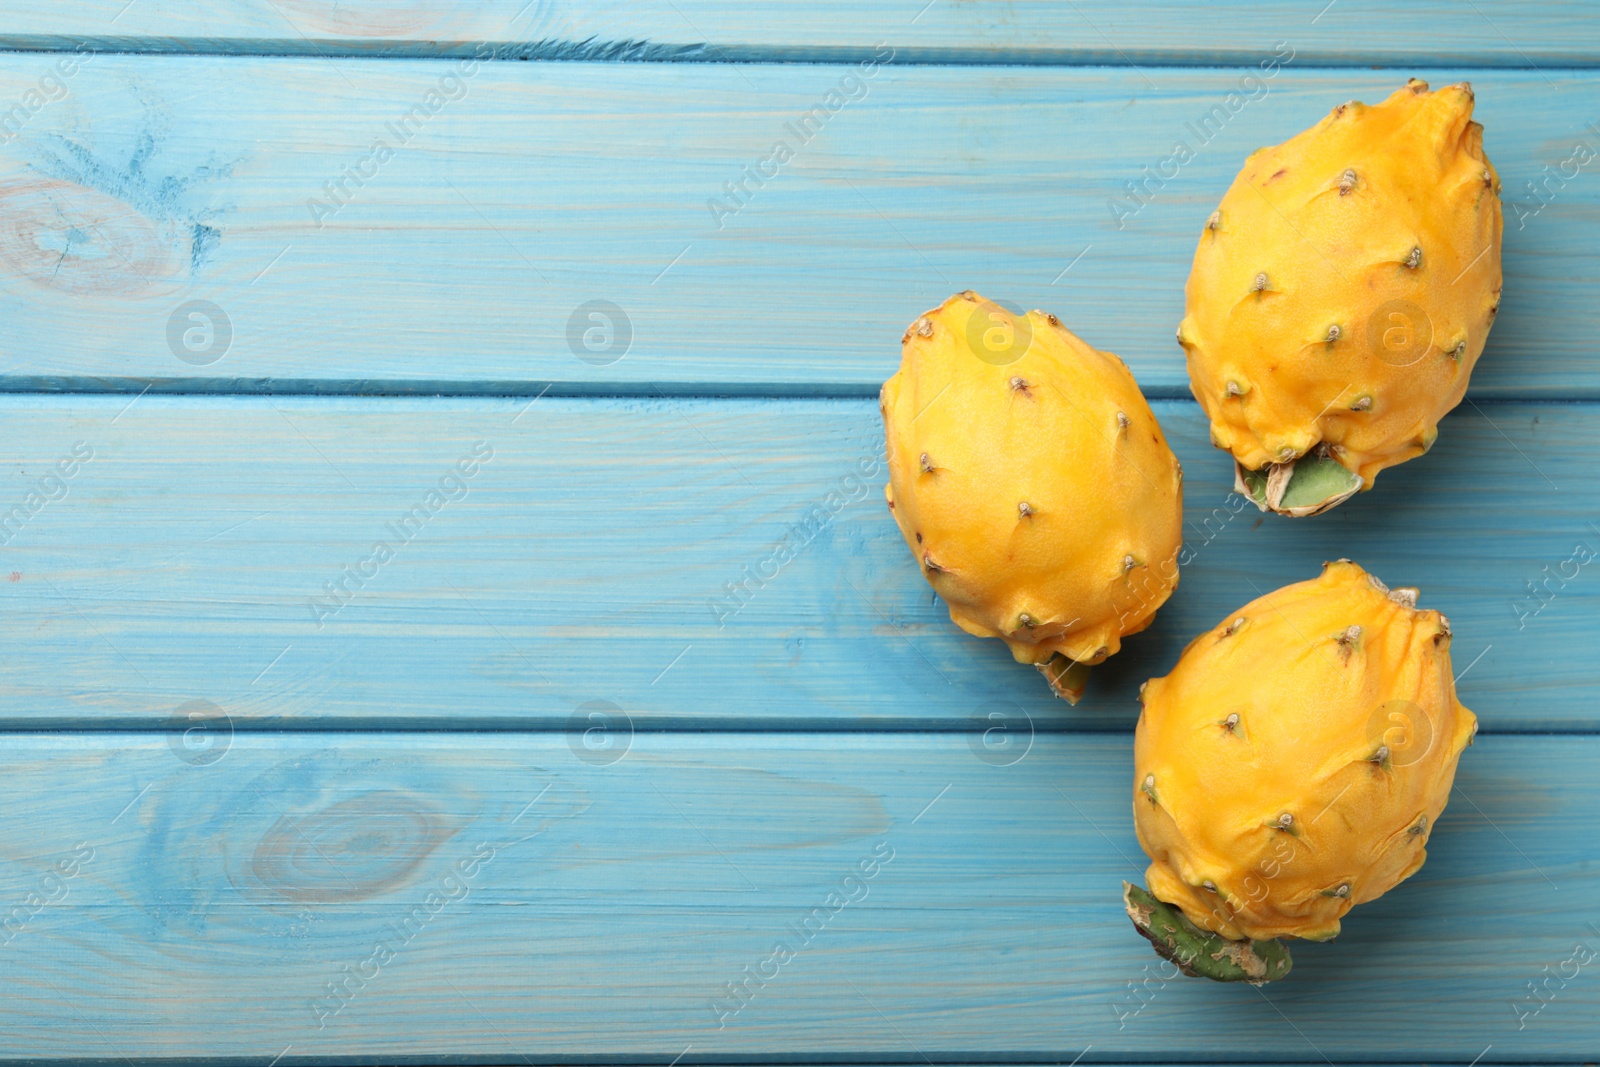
[
  {"x1": 1179, "y1": 80, "x2": 1502, "y2": 516},
  {"x1": 880, "y1": 291, "x2": 1183, "y2": 702},
  {"x1": 1125, "y1": 561, "x2": 1478, "y2": 983}
]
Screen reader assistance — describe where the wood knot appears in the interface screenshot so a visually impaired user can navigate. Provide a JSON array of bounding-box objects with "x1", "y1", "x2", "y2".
[
  {"x1": 0, "y1": 176, "x2": 182, "y2": 295},
  {"x1": 246, "y1": 791, "x2": 458, "y2": 904}
]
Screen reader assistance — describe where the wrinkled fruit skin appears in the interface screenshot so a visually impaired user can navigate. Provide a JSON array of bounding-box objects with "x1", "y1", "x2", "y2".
[
  {"x1": 1133, "y1": 560, "x2": 1477, "y2": 943},
  {"x1": 881, "y1": 291, "x2": 1183, "y2": 668},
  {"x1": 1180, "y1": 79, "x2": 1502, "y2": 500}
]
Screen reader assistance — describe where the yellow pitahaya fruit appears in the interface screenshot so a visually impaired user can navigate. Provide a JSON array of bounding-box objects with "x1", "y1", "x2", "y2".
[
  {"x1": 1179, "y1": 80, "x2": 1502, "y2": 516},
  {"x1": 1123, "y1": 560, "x2": 1477, "y2": 983},
  {"x1": 880, "y1": 291, "x2": 1183, "y2": 702}
]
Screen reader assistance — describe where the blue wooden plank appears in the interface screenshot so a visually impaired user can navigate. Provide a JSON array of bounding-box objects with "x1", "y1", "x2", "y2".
[
  {"x1": 1, "y1": 1, "x2": 1597, "y2": 65},
  {"x1": 0, "y1": 395, "x2": 1592, "y2": 732},
  {"x1": 0, "y1": 59, "x2": 1594, "y2": 398},
  {"x1": 0, "y1": 731, "x2": 1589, "y2": 1061}
]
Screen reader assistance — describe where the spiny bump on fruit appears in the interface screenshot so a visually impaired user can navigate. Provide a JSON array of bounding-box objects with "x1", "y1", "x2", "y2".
[
  {"x1": 1182, "y1": 80, "x2": 1502, "y2": 517},
  {"x1": 880, "y1": 291, "x2": 1183, "y2": 703},
  {"x1": 1126, "y1": 560, "x2": 1477, "y2": 978},
  {"x1": 1334, "y1": 624, "x2": 1363, "y2": 658}
]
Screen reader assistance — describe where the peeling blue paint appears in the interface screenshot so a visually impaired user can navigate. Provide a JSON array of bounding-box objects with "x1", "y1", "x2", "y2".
[
  {"x1": 9, "y1": 79, "x2": 243, "y2": 283},
  {"x1": 191, "y1": 222, "x2": 221, "y2": 271}
]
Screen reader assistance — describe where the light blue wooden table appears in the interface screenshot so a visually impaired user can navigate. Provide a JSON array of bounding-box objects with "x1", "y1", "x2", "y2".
[{"x1": 0, "y1": 3, "x2": 1596, "y2": 1063}]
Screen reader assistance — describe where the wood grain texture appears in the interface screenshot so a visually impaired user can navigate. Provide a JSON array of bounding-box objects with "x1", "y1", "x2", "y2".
[
  {"x1": 0, "y1": 59, "x2": 1595, "y2": 398},
  {"x1": 0, "y1": 0, "x2": 1596, "y2": 65},
  {"x1": 0, "y1": 732, "x2": 1590, "y2": 1061},
  {"x1": 0, "y1": 395, "x2": 1590, "y2": 732}
]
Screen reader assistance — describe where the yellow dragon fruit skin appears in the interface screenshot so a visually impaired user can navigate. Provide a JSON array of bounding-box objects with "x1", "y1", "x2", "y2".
[
  {"x1": 1133, "y1": 560, "x2": 1477, "y2": 943},
  {"x1": 881, "y1": 292, "x2": 1183, "y2": 669},
  {"x1": 1179, "y1": 80, "x2": 1502, "y2": 502}
]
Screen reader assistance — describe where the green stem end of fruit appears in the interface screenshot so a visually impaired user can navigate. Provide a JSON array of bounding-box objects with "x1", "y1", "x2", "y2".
[
  {"x1": 1235, "y1": 447, "x2": 1363, "y2": 518},
  {"x1": 1122, "y1": 881, "x2": 1293, "y2": 985}
]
